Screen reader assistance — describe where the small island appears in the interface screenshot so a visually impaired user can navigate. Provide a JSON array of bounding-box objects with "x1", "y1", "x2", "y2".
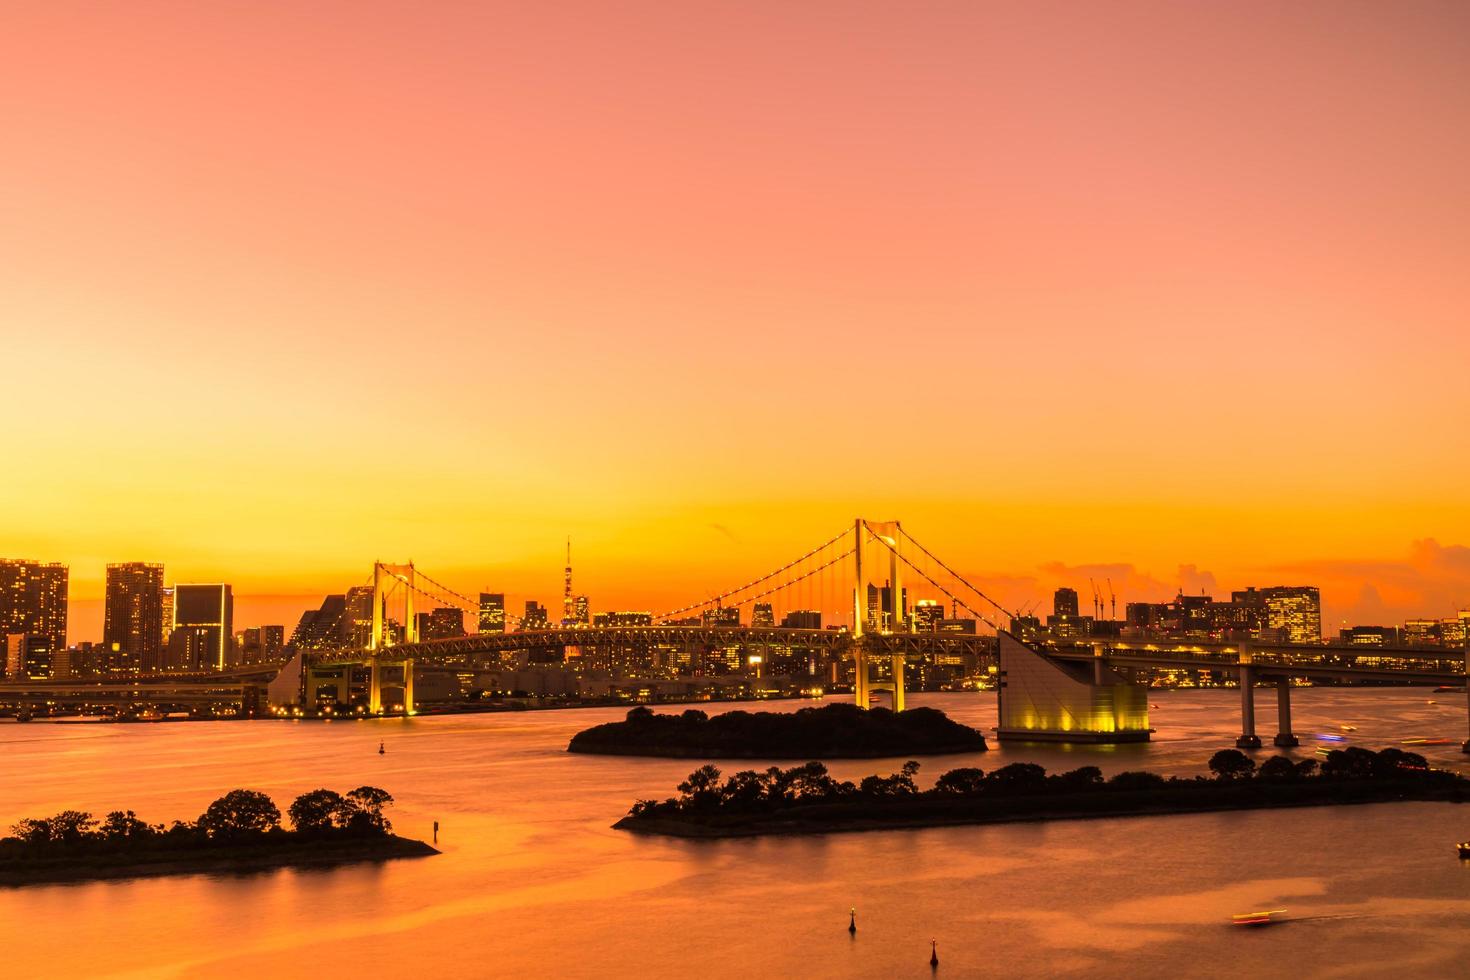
[
  {"x1": 568, "y1": 703, "x2": 988, "y2": 759},
  {"x1": 0, "y1": 786, "x2": 436, "y2": 887},
  {"x1": 615, "y1": 746, "x2": 1470, "y2": 837}
]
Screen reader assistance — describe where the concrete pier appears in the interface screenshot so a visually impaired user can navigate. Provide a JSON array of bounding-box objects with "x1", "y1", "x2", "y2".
[
  {"x1": 1236, "y1": 662, "x2": 1261, "y2": 749},
  {"x1": 1273, "y1": 677, "x2": 1298, "y2": 747}
]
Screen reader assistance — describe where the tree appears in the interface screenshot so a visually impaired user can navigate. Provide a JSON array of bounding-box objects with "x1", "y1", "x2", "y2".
[
  {"x1": 718, "y1": 770, "x2": 768, "y2": 810},
  {"x1": 1052, "y1": 766, "x2": 1104, "y2": 790},
  {"x1": 99, "y1": 810, "x2": 157, "y2": 841},
  {"x1": 676, "y1": 765, "x2": 724, "y2": 810},
  {"x1": 344, "y1": 786, "x2": 395, "y2": 834},
  {"x1": 288, "y1": 789, "x2": 348, "y2": 833},
  {"x1": 1320, "y1": 747, "x2": 1376, "y2": 779},
  {"x1": 1108, "y1": 770, "x2": 1166, "y2": 791},
  {"x1": 9, "y1": 818, "x2": 52, "y2": 844},
  {"x1": 859, "y1": 761, "x2": 921, "y2": 798},
  {"x1": 626, "y1": 706, "x2": 655, "y2": 723},
  {"x1": 1257, "y1": 756, "x2": 1298, "y2": 781},
  {"x1": 985, "y1": 763, "x2": 1048, "y2": 793},
  {"x1": 198, "y1": 790, "x2": 281, "y2": 838},
  {"x1": 932, "y1": 768, "x2": 987, "y2": 795},
  {"x1": 787, "y1": 761, "x2": 844, "y2": 802},
  {"x1": 1372, "y1": 748, "x2": 1428, "y2": 777},
  {"x1": 1208, "y1": 749, "x2": 1256, "y2": 781}
]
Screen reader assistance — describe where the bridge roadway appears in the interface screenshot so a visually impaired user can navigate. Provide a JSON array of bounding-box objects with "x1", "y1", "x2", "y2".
[
  {"x1": 1041, "y1": 637, "x2": 1469, "y2": 685},
  {"x1": 372, "y1": 625, "x2": 996, "y2": 662}
]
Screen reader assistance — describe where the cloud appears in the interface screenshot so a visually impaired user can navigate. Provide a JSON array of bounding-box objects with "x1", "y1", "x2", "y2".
[{"x1": 1270, "y1": 538, "x2": 1470, "y2": 628}]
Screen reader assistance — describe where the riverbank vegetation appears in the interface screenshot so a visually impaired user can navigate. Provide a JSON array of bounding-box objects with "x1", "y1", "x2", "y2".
[
  {"x1": 569, "y1": 703, "x2": 988, "y2": 758},
  {"x1": 0, "y1": 786, "x2": 436, "y2": 886},
  {"x1": 615, "y1": 746, "x2": 1469, "y2": 837}
]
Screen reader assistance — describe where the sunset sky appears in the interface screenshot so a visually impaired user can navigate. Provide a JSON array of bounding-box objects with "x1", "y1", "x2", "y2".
[{"x1": 5, "y1": 2, "x2": 1470, "y2": 641}]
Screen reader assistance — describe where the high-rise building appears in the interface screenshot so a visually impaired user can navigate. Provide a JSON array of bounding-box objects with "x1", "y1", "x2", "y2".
[
  {"x1": 522, "y1": 600, "x2": 549, "y2": 631},
  {"x1": 479, "y1": 593, "x2": 506, "y2": 634},
  {"x1": 592, "y1": 610, "x2": 653, "y2": 627},
  {"x1": 569, "y1": 595, "x2": 590, "y2": 626},
  {"x1": 170, "y1": 584, "x2": 233, "y2": 670},
  {"x1": 292, "y1": 595, "x2": 347, "y2": 649},
  {"x1": 5, "y1": 633, "x2": 53, "y2": 680},
  {"x1": 912, "y1": 599, "x2": 945, "y2": 632},
  {"x1": 1260, "y1": 586, "x2": 1321, "y2": 644},
  {"x1": 780, "y1": 610, "x2": 822, "y2": 630},
  {"x1": 751, "y1": 603, "x2": 775, "y2": 628},
  {"x1": 0, "y1": 560, "x2": 68, "y2": 655},
  {"x1": 1053, "y1": 588, "x2": 1079, "y2": 619},
  {"x1": 237, "y1": 625, "x2": 286, "y2": 665},
  {"x1": 344, "y1": 586, "x2": 376, "y2": 648},
  {"x1": 866, "y1": 582, "x2": 907, "y2": 631},
  {"x1": 702, "y1": 606, "x2": 740, "y2": 627},
  {"x1": 160, "y1": 586, "x2": 175, "y2": 644},
  {"x1": 424, "y1": 607, "x2": 466, "y2": 640},
  {"x1": 104, "y1": 562, "x2": 164, "y2": 674}
]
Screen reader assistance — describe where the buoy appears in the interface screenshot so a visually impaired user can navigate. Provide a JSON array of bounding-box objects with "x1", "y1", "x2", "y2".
[
  {"x1": 378, "y1": 741, "x2": 385, "y2": 755},
  {"x1": 848, "y1": 908, "x2": 856, "y2": 935},
  {"x1": 930, "y1": 939, "x2": 939, "y2": 968}
]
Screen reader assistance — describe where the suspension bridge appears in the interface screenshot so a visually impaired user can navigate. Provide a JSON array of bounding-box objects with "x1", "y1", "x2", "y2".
[{"x1": 281, "y1": 517, "x2": 1470, "y2": 751}]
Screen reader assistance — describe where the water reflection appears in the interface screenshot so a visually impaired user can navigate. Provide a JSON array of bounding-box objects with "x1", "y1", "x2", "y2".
[{"x1": 2, "y1": 689, "x2": 1470, "y2": 978}]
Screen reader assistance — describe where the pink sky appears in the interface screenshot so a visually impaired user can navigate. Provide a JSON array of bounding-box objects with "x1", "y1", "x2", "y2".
[{"x1": 4, "y1": 3, "x2": 1470, "y2": 640}]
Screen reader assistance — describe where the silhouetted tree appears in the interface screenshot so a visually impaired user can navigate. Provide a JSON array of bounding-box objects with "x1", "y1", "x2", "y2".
[
  {"x1": 1371, "y1": 748, "x2": 1428, "y2": 777},
  {"x1": 1257, "y1": 756, "x2": 1298, "y2": 781},
  {"x1": 198, "y1": 790, "x2": 281, "y2": 838},
  {"x1": 932, "y1": 768, "x2": 987, "y2": 795},
  {"x1": 99, "y1": 810, "x2": 157, "y2": 840},
  {"x1": 1108, "y1": 771, "x2": 1166, "y2": 790},
  {"x1": 860, "y1": 761, "x2": 921, "y2": 798},
  {"x1": 344, "y1": 787, "x2": 394, "y2": 833},
  {"x1": 289, "y1": 789, "x2": 348, "y2": 833},
  {"x1": 1051, "y1": 766, "x2": 1105, "y2": 789},
  {"x1": 1208, "y1": 749, "x2": 1255, "y2": 780},
  {"x1": 677, "y1": 765, "x2": 724, "y2": 810},
  {"x1": 1320, "y1": 747, "x2": 1376, "y2": 779},
  {"x1": 985, "y1": 763, "x2": 1047, "y2": 792}
]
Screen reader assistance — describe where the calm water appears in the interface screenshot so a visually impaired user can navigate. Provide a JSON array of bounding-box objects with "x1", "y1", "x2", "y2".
[{"x1": 4, "y1": 690, "x2": 1470, "y2": 979}]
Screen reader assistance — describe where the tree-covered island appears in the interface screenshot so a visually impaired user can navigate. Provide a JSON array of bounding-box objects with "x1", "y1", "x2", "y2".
[
  {"x1": 615, "y1": 746, "x2": 1470, "y2": 837},
  {"x1": 569, "y1": 703, "x2": 988, "y2": 758},
  {"x1": 0, "y1": 786, "x2": 436, "y2": 886}
]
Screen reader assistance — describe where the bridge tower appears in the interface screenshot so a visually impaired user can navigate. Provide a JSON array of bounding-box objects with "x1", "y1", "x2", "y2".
[
  {"x1": 368, "y1": 561, "x2": 417, "y2": 715},
  {"x1": 852, "y1": 518, "x2": 908, "y2": 711}
]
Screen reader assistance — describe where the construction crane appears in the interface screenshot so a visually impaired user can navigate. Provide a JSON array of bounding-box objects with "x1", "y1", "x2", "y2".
[
  {"x1": 1106, "y1": 577, "x2": 1117, "y2": 621},
  {"x1": 1089, "y1": 578, "x2": 1102, "y2": 620}
]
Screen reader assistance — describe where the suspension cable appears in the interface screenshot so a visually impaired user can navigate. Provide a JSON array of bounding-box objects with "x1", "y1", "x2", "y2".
[
  {"x1": 868, "y1": 534, "x2": 1003, "y2": 632},
  {"x1": 655, "y1": 526, "x2": 852, "y2": 619},
  {"x1": 896, "y1": 525, "x2": 1016, "y2": 620}
]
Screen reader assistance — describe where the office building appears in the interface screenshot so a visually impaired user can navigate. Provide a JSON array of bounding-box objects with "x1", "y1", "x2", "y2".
[
  {"x1": 702, "y1": 606, "x2": 741, "y2": 627},
  {"x1": 170, "y1": 584, "x2": 233, "y2": 670},
  {"x1": 424, "y1": 607, "x2": 466, "y2": 640},
  {"x1": 344, "y1": 586, "x2": 376, "y2": 648},
  {"x1": 104, "y1": 562, "x2": 165, "y2": 674},
  {"x1": 592, "y1": 610, "x2": 653, "y2": 627},
  {"x1": 522, "y1": 600, "x2": 549, "y2": 631},
  {"x1": 0, "y1": 559, "x2": 68, "y2": 655},
  {"x1": 479, "y1": 593, "x2": 506, "y2": 633},
  {"x1": 911, "y1": 599, "x2": 945, "y2": 632},
  {"x1": 1054, "y1": 587, "x2": 1080, "y2": 619},
  {"x1": 751, "y1": 603, "x2": 775, "y2": 628},
  {"x1": 780, "y1": 609, "x2": 821, "y2": 630},
  {"x1": 160, "y1": 586, "x2": 174, "y2": 644},
  {"x1": 292, "y1": 595, "x2": 347, "y2": 649},
  {"x1": 5, "y1": 633, "x2": 53, "y2": 680}
]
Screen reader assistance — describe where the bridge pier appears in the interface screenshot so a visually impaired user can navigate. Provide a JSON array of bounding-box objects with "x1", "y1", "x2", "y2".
[
  {"x1": 890, "y1": 654, "x2": 905, "y2": 712},
  {"x1": 1273, "y1": 677, "x2": 1298, "y2": 747},
  {"x1": 1462, "y1": 647, "x2": 1470, "y2": 754},
  {"x1": 1236, "y1": 663, "x2": 1261, "y2": 749},
  {"x1": 403, "y1": 658, "x2": 414, "y2": 715},
  {"x1": 369, "y1": 656, "x2": 382, "y2": 714}
]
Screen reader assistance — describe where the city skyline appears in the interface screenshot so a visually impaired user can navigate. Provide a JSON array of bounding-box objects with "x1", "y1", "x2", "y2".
[{"x1": 18, "y1": 535, "x2": 1470, "y2": 647}]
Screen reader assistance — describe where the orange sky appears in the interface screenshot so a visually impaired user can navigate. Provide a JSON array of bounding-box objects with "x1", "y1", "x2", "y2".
[{"x1": 4, "y1": 2, "x2": 1470, "y2": 641}]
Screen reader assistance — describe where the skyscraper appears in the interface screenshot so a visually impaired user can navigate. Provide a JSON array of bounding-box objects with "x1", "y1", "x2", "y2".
[
  {"x1": 522, "y1": 600, "x2": 549, "y2": 631},
  {"x1": 479, "y1": 592, "x2": 506, "y2": 633},
  {"x1": 160, "y1": 586, "x2": 174, "y2": 644},
  {"x1": 424, "y1": 606, "x2": 466, "y2": 640},
  {"x1": 170, "y1": 584, "x2": 233, "y2": 670},
  {"x1": 1053, "y1": 587, "x2": 1079, "y2": 619},
  {"x1": 751, "y1": 602, "x2": 775, "y2": 628},
  {"x1": 344, "y1": 585, "x2": 376, "y2": 648},
  {"x1": 0, "y1": 559, "x2": 68, "y2": 655},
  {"x1": 104, "y1": 562, "x2": 164, "y2": 674},
  {"x1": 4, "y1": 633, "x2": 52, "y2": 680}
]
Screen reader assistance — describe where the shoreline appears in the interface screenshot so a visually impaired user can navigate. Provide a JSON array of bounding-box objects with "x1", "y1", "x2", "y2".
[
  {"x1": 0, "y1": 834, "x2": 438, "y2": 887},
  {"x1": 615, "y1": 781, "x2": 1467, "y2": 839}
]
